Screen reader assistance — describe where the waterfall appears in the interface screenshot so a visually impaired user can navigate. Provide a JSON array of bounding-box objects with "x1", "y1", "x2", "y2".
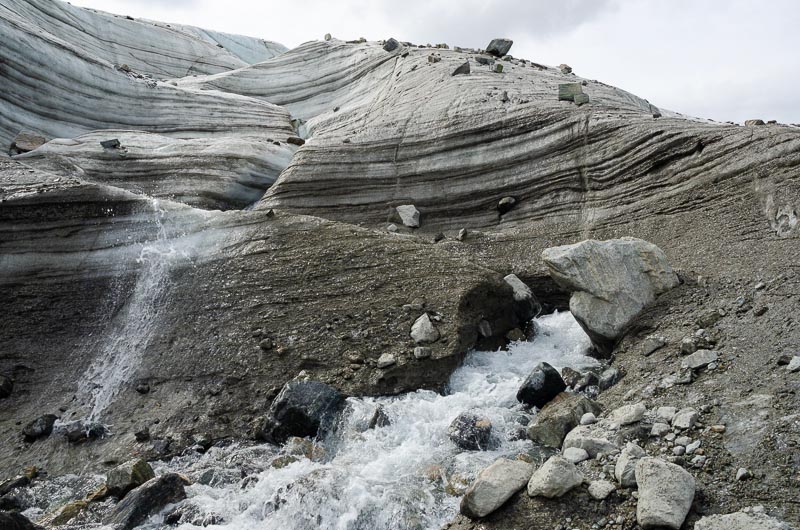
[
  {"x1": 79, "y1": 199, "x2": 185, "y2": 422},
  {"x1": 146, "y1": 311, "x2": 598, "y2": 530}
]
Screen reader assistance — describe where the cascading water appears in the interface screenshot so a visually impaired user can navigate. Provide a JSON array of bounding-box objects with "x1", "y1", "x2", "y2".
[
  {"x1": 142, "y1": 311, "x2": 597, "y2": 530},
  {"x1": 78, "y1": 199, "x2": 187, "y2": 422}
]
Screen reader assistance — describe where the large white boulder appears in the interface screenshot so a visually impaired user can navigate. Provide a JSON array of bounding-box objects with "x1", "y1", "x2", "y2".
[
  {"x1": 460, "y1": 458, "x2": 533, "y2": 519},
  {"x1": 542, "y1": 238, "x2": 679, "y2": 356},
  {"x1": 635, "y1": 457, "x2": 695, "y2": 529}
]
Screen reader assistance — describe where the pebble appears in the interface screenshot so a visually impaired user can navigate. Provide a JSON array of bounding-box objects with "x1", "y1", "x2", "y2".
[
  {"x1": 691, "y1": 455, "x2": 707, "y2": 468},
  {"x1": 675, "y1": 436, "x2": 692, "y2": 446},
  {"x1": 685, "y1": 440, "x2": 701, "y2": 454},
  {"x1": 672, "y1": 408, "x2": 698, "y2": 430},
  {"x1": 736, "y1": 468, "x2": 752, "y2": 481},
  {"x1": 672, "y1": 446, "x2": 686, "y2": 456},
  {"x1": 580, "y1": 412, "x2": 597, "y2": 425}
]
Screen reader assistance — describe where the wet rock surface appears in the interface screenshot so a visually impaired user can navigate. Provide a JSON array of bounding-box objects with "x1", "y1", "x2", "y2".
[{"x1": 255, "y1": 380, "x2": 344, "y2": 444}]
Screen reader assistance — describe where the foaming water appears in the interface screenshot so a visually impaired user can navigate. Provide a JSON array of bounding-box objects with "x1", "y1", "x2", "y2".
[
  {"x1": 78, "y1": 199, "x2": 188, "y2": 421},
  {"x1": 147, "y1": 311, "x2": 596, "y2": 530}
]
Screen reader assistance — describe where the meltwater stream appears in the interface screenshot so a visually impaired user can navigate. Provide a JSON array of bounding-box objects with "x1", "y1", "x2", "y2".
[
  {"x1": 79, "y1": 199, "x2": 188, "y2": 421},
  {"x1": 143, "y1": 312, "x2": 597, "y2": 530}
]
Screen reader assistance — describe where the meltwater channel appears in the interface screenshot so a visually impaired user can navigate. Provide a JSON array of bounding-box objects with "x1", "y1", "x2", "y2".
[{"x1": 145, "y1": 311, "x2": 597, "y2": 530}]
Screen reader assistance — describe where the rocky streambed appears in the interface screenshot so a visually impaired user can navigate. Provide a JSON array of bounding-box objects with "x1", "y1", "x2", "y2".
[{"x1": 1, "y1": 1, "x2": 799, "y2": 529}]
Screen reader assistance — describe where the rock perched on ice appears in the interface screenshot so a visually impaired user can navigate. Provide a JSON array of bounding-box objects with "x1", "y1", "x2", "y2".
[
  {"x1": 516, "y1": 362, "x2": 566, "y2": 409},
  {"x1": 396, "y1": 205, "x2": 420, "y2": 227},
  {"x1": 527, "y1": 392, "x2": 602, "y2": 447},
  {"x1": 452, "y1": 61, "x2": 471, "y2": 76},
  {"x1": 542, "y1": 238, "x2": 679, "y2": 356},
  {"x1": 0, "y1": 375, "x2": 12, "y2": 399},
  {"x1": 460, "y1": 458, "x2": 532, "y2": 518},
  {"x1": 107, "y1": 459, "x2": 155, "y2": 498},
  {"x1": 382, "y1": 38, "x2": 400, "y2": 52},
  {"x1": 10, "y1": 132, "x2": 46, "y2": 154},
  {"x1": 486, "y1": 38, "x2": 513, "y2": 57},
  {"x1": 22, "y1": 414, "x2": 57, "y2": 442},
  {"x1": 106, "y1": 473, "x2": 189, "y2": 530},
  {"x1": 497, "y1": 196, "x2": 517, "y2": 214},
  {"x1": 449, "y1": 411, "x2": 492, "y2": 451},
  {"x1": 410, "y1": 313, "x2": 440, "y2": 344},
  {"x1": 527, "y1": 456, "x2": 583, "y2": 498},
  {"x1": 635, "y1": 457, "x2": 695, "y2": 529},
  {"x1": 256, "y1": 380, "x2": 344, "y2": 444},
  {"x1": 694, "y1": 511, "x2": 793, "y2": 530}
]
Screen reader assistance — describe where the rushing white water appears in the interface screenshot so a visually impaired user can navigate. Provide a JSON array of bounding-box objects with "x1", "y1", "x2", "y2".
[
  {"x1": 142, "y1": 311, "x2": 596, "y2": 530},
  {"x1": 79, "y1": 199, "x2": 188, "y2": 421}
]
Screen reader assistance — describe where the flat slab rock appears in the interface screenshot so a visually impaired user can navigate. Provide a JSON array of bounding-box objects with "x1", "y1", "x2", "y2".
[{"x1": 460, "y1": 458, "x2": 533, "y2": 519}]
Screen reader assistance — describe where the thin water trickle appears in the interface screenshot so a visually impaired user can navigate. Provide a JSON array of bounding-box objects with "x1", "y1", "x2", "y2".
[
  {"x1": 144, "y1": 311, "x2": 597, "y2": 530},
  {"x1": 78, "y1": 199, "x2": 187, "y2": 421}
]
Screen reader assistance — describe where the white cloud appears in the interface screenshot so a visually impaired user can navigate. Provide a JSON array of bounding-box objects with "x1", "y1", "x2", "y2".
[{"x1": 71, "y1": 0, "x2": 800, "y2": 123}]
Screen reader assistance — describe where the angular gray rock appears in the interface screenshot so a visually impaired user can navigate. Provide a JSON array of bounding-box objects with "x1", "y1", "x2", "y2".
[
  {"x1": 527, "y1": 456, "x2": 583, "y2": 498},
  {"x1": 672, "y1": 407, "x2": 699, "y2": 430},
  {"x1": 376, "y1": 353, "x2": 396, "y2": 368},
  {"x1": 588, "y1": 479, "x2": 616, "y2": 500},
  {"x1": 558, "y1": 83, "x2": 583, "y2": 101},
  {"x1": 527, "y1": 392, "x2": 603, "y2": 448},
  {"x1": 516, "y1": 362, "x2": 566, "y2": 408},
  {"x1": 563, "y1": 419, "x2": 618, "y2": 458},
  {"x1": 694, "y1": 511, "x2": 793, "y2": 530},
  {"x1": 22, "y1": 414, "x2": 57, "y2": 442},
  {"x1": 396, "y1": 205, "x2": 420, "y2": 227},
  {"x1": 256, "y1": 380, "x2": 344, "y2": 444},
  {"x1": 452, "y1": 61, "x2": 471, "y2": 76},
  {"x1": 542, "y1": 238, "x2": 680, "y2": 356},
  {"x1": 615, "y1": 441, "x2": 646, "y2": 487},
  {"x1": 682, "y1": 349, "x2": 719, "y2": 370},
  {"x1": 460, "y1": 458, "x2": 533, "y2": 519},
  {"x1": 497, "y1": 197, "x2": 517, "y2": 214},
  {"x1": 635, "y1": 457, "x2": 695, "y2": 530},
  {"x1": 503, "y1": 273, "x2": 541, "y2": 324},
  {"x1": 106, "y1": 473, "x2": 189, "y2": 530},
  {"x1": 383, "y1": 38, "x2": 400, "y2": 52},
  {"x1": 486, "y1": 38, "x2": 513, "y2": 57},
  {"x1": 107, "y1": 459, "x2": 156, "y2": 498},
  {"x1": 411, "y1": 313, "x2": 440, "y2": 344}
]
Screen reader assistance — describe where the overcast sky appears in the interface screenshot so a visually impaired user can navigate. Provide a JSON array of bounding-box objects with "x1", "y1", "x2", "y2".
[{"x1": 72, "y1": 0, "x2": 800, "y2": 124}]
